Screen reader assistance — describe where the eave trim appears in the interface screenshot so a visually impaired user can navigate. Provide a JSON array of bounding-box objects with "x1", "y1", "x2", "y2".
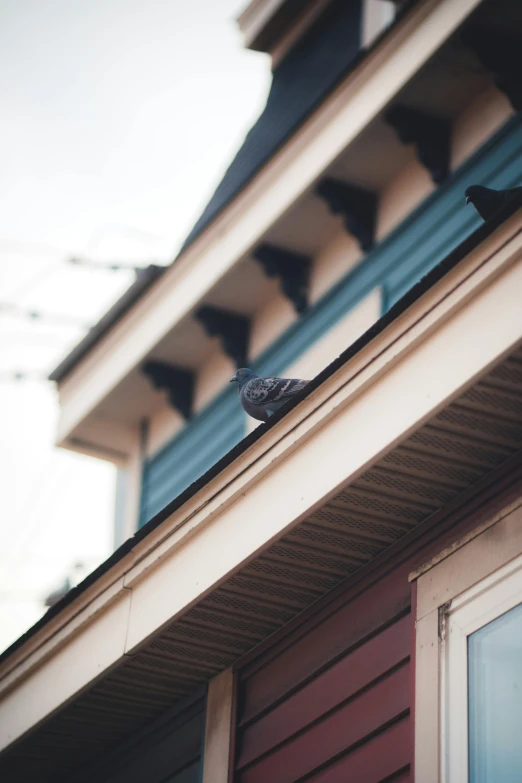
[{"x1": 1, "y1": 203, "x2": 520, "y2": 675}]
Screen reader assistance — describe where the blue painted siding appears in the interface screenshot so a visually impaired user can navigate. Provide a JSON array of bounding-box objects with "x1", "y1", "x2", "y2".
[
  {"x1": 139, "y1": 114, "x2": 522, "y2": 526},
  {"x1": 140, "y1": 387, "x2": 242, "y2": 524}
]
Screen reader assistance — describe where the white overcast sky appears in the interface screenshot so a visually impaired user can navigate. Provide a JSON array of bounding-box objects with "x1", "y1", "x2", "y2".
[{"x1": 0, "y1": 0, "x2": 270, "y2": 652}]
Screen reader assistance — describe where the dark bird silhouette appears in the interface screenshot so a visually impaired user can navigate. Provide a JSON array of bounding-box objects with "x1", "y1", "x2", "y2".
[{"x1": 465, "y1": 185, "x2": 522, "y2": 222}]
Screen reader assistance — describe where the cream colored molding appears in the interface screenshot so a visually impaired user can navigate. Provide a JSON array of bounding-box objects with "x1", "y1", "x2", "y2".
[
  {"x1": 3, "y1": 215, "x2": 521, "y2": 675},
  {"x1": 237, "y1": 0, "x2": 330, "y2": 62},
  {"x1": 123, "y1": 232, "x2": 522, "y2": 649},
  {"x1": 362, "y1": 0, "x2": 396, "y2": 47},
  {"x1": 69, "y1": 416, "x2": 137, "y2": 465},
  {"x1": 0, "y1": 584, "x2": 131, "y2": 750},
  {"x1": 376, "y1": 156, "x2": 434, "y2": 242},
  {"x1": 1, "y1": 214, "x2": 521, "y2": 751},
  {"x1": 414, "y1": 503, "x2": 522, "y2": 783},
  {"x1": 55, "y1": 0, "x2": 483, "y2": 450},
  {"x1": 236, "y1": 0, "x2": 286, "y2": 48},
  {"x1": 409, "y1": 497, "x2": 522, "y2": 582},
  {"x1": 415, "y1": 501, "x2": 522, "y2": 623},
  {"x1": 3, "y1": 213, "x2": 521, "y2": 676},
  {"x1": 443, "y1": 554, "x2": 522, "y2": 782},
  {"x1": 202, "y1": 668, "x2": 235, "y2": 783},
  {"x1": 269, "y1": 0, "x2": 331, "y2": 66},
  {"x1": 451, "y1": 85, "x2": 514, "y2": 170}
]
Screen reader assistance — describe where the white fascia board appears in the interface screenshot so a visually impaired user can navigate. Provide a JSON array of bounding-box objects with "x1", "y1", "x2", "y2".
[
  {"x1": 55, "y1": 0, "x2": 483, "y2": 450},
  {"x1": 123, "y1": 234, "x2": 522, "y2": 649},
  {"x1": 0, "y1": 582, "x2": 131, "y2": 750},
  {"x1": 1, "y1": 213, "x2": 521, "y2": 750}
]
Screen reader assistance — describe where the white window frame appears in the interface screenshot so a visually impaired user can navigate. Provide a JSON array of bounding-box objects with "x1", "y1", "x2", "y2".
[
  {"x1": 413, "y1": 498, "x2": 522, "y2": 783},
  {"x1": 441, "y1": 552, "x2": 522, "y2": 783}
]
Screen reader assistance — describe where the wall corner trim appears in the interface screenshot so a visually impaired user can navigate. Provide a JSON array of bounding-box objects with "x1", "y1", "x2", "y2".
[{"x1": 202, "y1": 668, "x2": 235, "y2": 783}]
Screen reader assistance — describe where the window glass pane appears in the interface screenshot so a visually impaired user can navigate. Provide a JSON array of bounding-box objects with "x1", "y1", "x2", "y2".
[{"x1": 468, "y1": 601, "x2": 522, "y2": 783}]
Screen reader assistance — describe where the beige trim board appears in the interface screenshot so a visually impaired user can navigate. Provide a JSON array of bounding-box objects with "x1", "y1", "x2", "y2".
[
  {"x1": 409, "y1": 497, "x2": 522, "y2": 582},
  {"x1": 55, "y1": 0, "x2": 483, "y2": 450},
  {"x1": 3, "y1": 215, "x2": 522, "y2": 671},
  {"x1": 362, "y1": 0, "x2": 396, "y2": 47},
  {"x1": 202, "y1": 669, "x2": 235, "y2": 783},
  {"x1": 237, "y1": 0, "x2": 286, "y2": 49},
  {"x1": 0, "y1": 586, "x2": 131, "y2": 749},
  {"x1": 1, "y1": 214, "x2": 521, "y2": 752}
]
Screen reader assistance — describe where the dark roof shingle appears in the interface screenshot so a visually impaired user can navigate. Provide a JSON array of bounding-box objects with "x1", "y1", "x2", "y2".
[{"x1": 179, "y1": 0, "x2": 363, "y2": 252}]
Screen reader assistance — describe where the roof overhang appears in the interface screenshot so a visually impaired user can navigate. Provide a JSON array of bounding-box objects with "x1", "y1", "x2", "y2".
[
  {"x1": 1, "y1": 206, "x2": 522, "y2": 779},
  {"x1": 50, "y1": 0, "x2": 488, "y2": 461}
]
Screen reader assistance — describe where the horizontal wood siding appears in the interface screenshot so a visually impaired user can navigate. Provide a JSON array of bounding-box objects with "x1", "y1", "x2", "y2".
[
  {"x1": 255, "y1": 115, "x2": 522, "y2": 378},
  {"x1": 140, "y1": 388, "x2": 244, "y2": 524},
  {"x1": 139, "y1": 115, "x2": 522, "y2": 527},
  {"x1": 235, "y1": 568, "x2": 412, "y2": 782},
  {"x1": 306, "y1": 718, "x2": 410, "y2": 783},
  {"x1": 233, "y1": 465, "x2": 522, "y2": 782},
  {"x1": 71, "y1": 694, "x2": 206, "y2": 783}
]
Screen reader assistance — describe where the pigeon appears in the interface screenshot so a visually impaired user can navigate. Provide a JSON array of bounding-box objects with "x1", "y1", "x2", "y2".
[
  {"x1": 465, "y1": 185, "x2": 522, "y2": 222},
  {"x1": 230, "y1": 368, "x2": 309, "y2": 422}
]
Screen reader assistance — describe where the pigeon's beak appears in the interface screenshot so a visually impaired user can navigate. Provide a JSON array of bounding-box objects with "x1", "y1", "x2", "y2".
[
  {"x1": 229, "y1": 375, "x2": 237, "y2": 383},
  {"x1": 465, "y1": 196, "x2": 471, "y2": 205}
]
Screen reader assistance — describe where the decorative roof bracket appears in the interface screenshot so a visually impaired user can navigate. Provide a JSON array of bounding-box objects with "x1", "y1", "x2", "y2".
[
  {"x1": 384, "y1": 105, "x2": 451, "y2": 184},
  {"x1": 315, "y1": 178, "x2": 377, "y2": 252},
  {"x1": 253, "y1": 244, "x2": 311, "y2": 313},
  {"x1": 461, "y1": 26, "x2": 522, "y2": 112},
  {"x1": 195, "y1": 305, "x2": 250, "y2": 368},
  {"x1": 141, "y1": 361, "x2": 195, "y2": 420}
]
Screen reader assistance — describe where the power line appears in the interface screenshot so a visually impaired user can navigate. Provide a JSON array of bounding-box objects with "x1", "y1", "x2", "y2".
[
  {"x1": 0, "y1": 370, "x2": 49, "y2": 384},
  {"x1": 0, "y1": 301, "x2": 91, "y2": 328},
  {"x1": 5, "y1": 262, "x2": 67, "y2": 303},
  {"x1": 0, "y1": 239, "x2": 155, "y2": 301},
  {"x1": 67, "y1": 256, "x2": 150, "y2": 273}
]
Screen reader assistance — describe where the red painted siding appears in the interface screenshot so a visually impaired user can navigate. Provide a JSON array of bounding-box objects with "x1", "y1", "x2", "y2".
[
  {"x1": 234, "y1": 462, "x2": 522, "y2": 782},
  {"x1": 308, "y1": 717, "x2": 411, "y2": 783},
  {"x1": 239, "y1": 567, "x2": 410, "y2": 724},
  {"x1": 235, "y1": 568, "x2": 411, "y2": 782}
]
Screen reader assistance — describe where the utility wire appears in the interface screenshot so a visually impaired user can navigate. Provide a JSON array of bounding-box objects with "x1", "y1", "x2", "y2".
[
  {"x1": 67, "y1": 256, "x2": 150, "y2": 273},
  {"x1": 0, "y1": 370, "x2": 49, "y2": 383},
  {"x1": 1, "y1": 239, "x2": 153, "y2": 304},
  {"x1": 0, "y1": 302, "x2": 91, "y2": 329}
]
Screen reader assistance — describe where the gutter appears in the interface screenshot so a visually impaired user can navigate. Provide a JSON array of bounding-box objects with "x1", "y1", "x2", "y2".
[{"x1": 2, "y1": 198, "x2": 521, "y2": 668}]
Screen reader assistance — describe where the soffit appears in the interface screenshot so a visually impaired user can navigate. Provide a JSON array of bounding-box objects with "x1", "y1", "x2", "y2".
[
  {"x1": 2, "y1": 341, "x2": 522, "y2": 782},
  {"x1": 62, "y1": 56, "x2": 500, "y2": 435},
  {"x1": 49, "y1": 0, "x2": 479, "y2": 397},
  {"x1": 53, "y1": 0, "x2": 504, "y2": 458}
]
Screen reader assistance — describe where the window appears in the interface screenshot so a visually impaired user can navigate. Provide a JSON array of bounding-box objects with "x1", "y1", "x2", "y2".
[
  {"x1": 413, "y1": 500, "x2": 522, "y2": 783},
  {"x1": 442, "y1": 553, "x2": 522, "y2": 783}
]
